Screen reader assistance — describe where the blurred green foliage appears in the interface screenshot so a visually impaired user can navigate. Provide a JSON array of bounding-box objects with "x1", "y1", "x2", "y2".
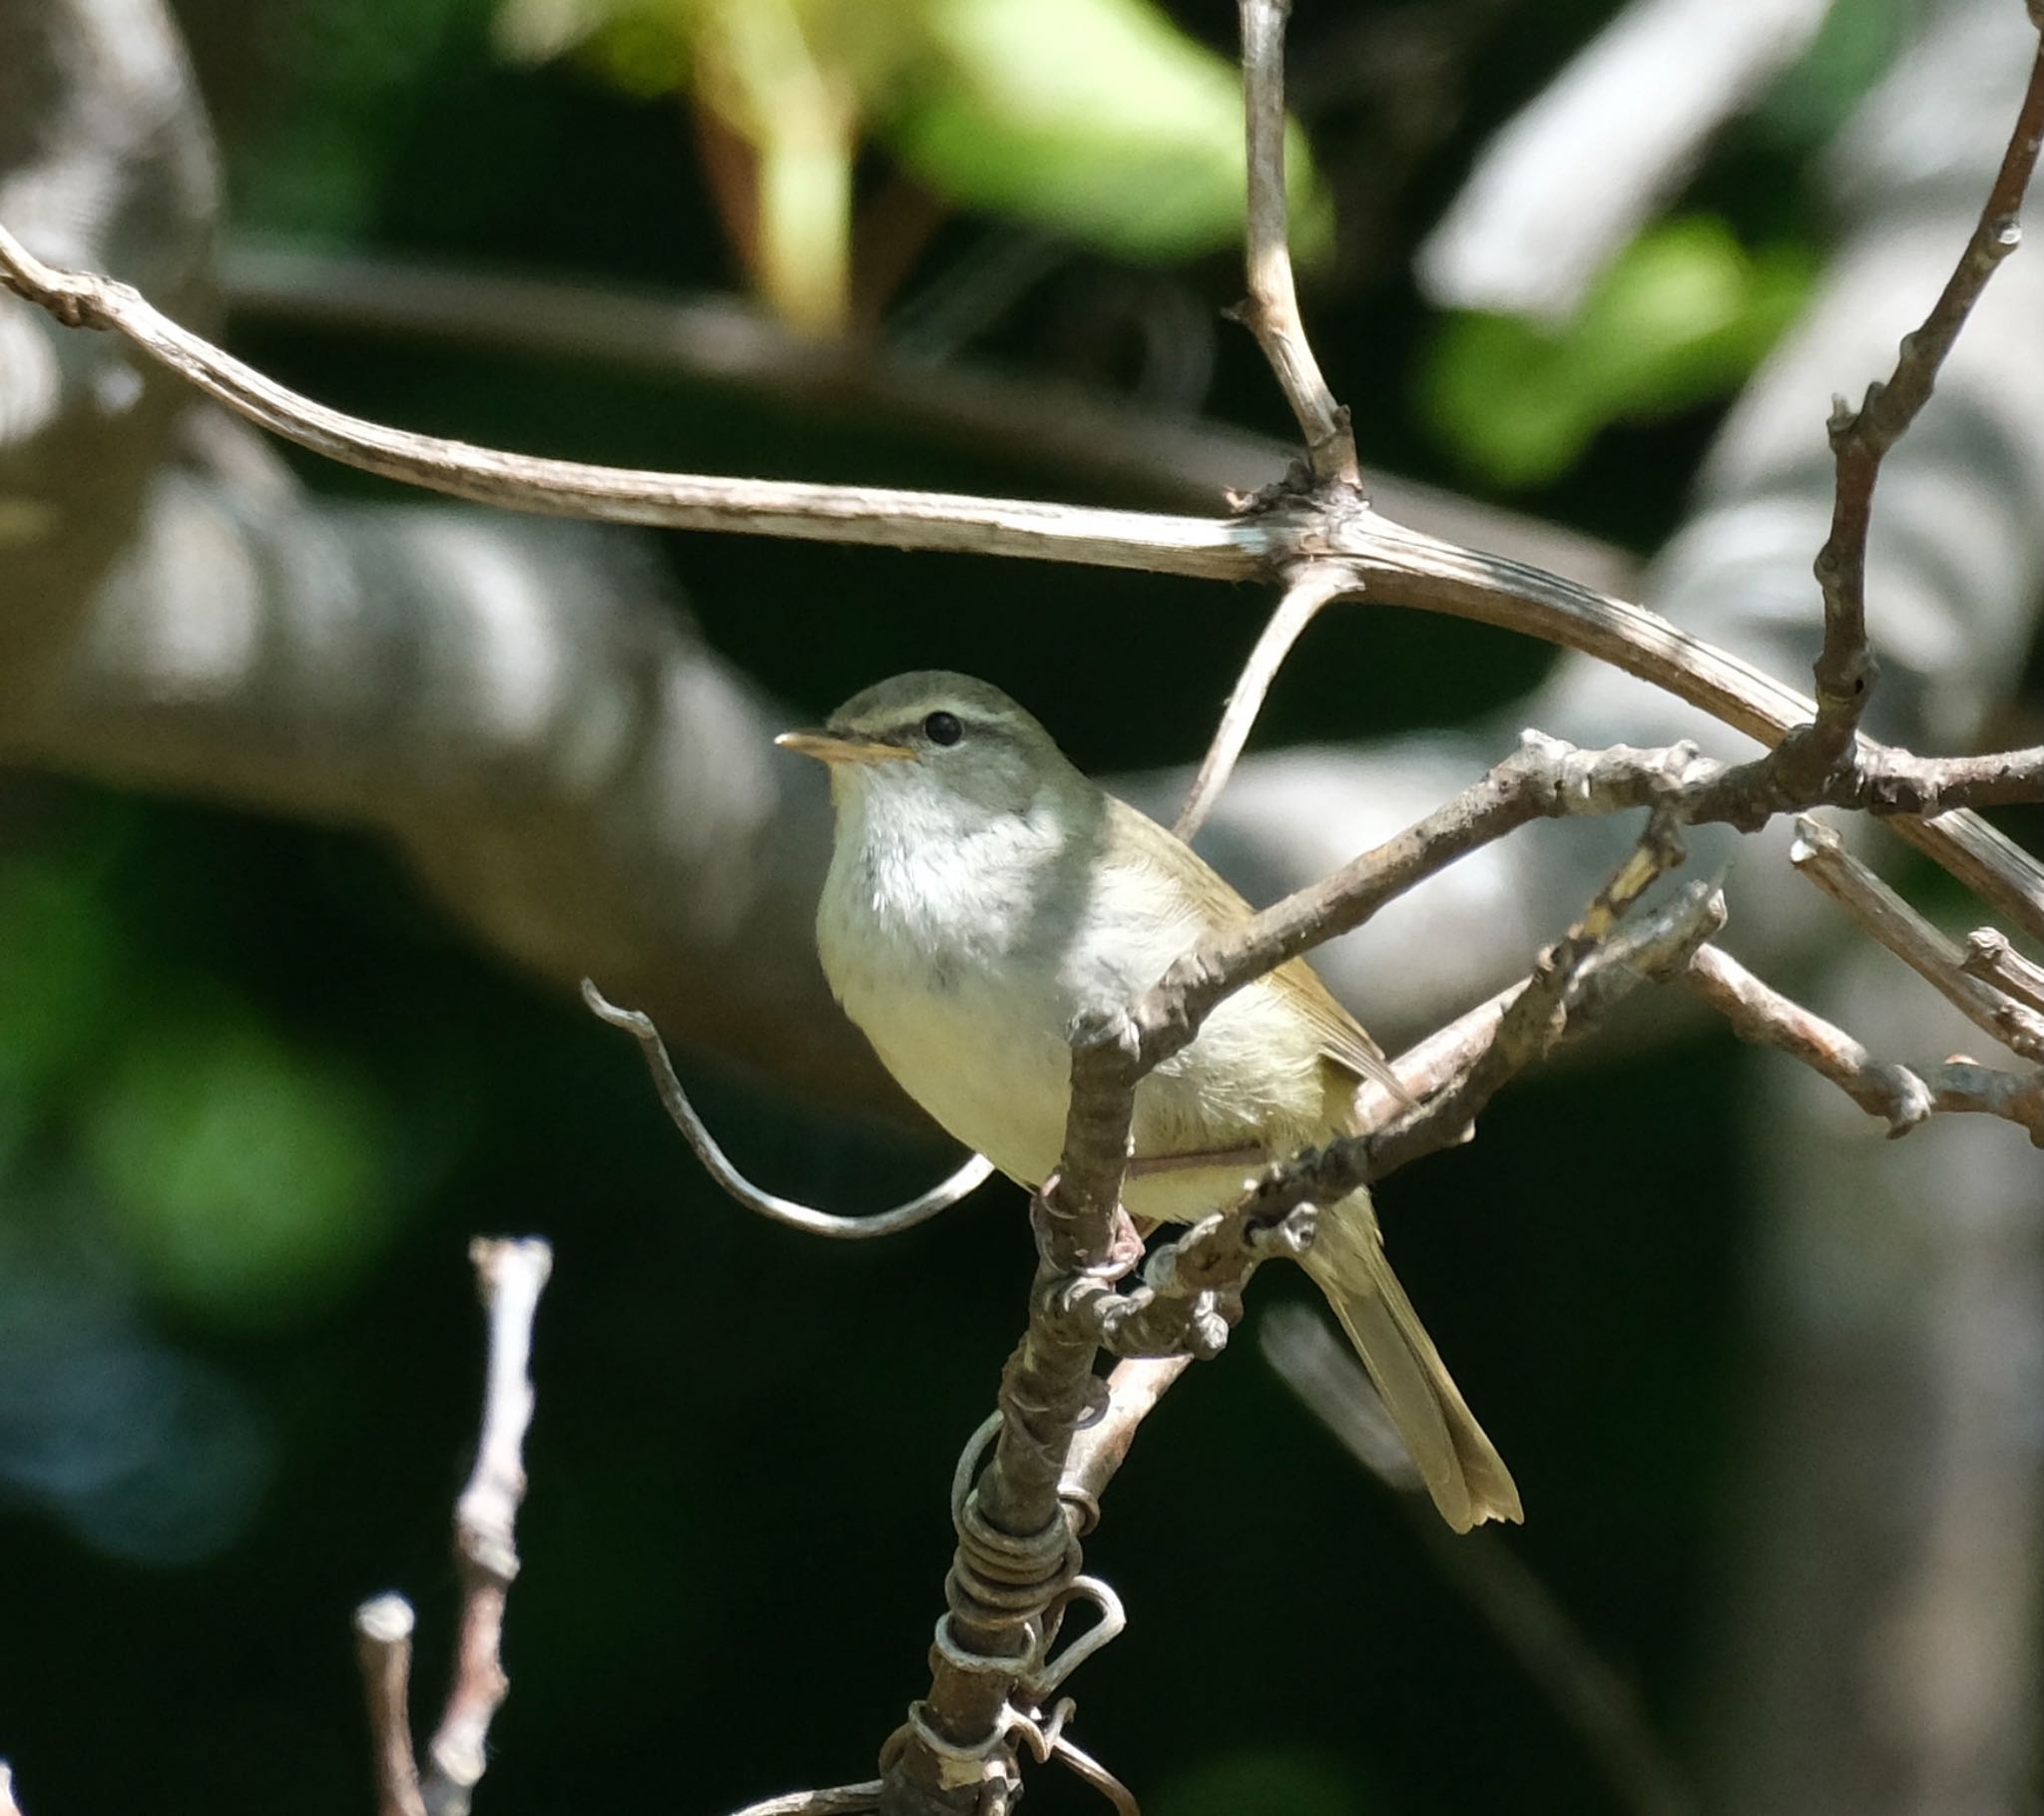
[
  {"x1": 0, "y1": 813, "x2": 405, "y2": 1329},
  {"x1": 492, "y1": 0, "x2": 1325, "y2": 327},
  {"x1": 86, "y1": 1006, "x2": 398, "y2": 1324},
  {"x1": 1423, "y1": 217, "x2": 1816, "y2": 487},
  {"x1": 0, "y1": 851, "x2": 130, "y2": 1106},
  {"x1": 882, "y1": 0, "x2": 1331, "y2": 262}
]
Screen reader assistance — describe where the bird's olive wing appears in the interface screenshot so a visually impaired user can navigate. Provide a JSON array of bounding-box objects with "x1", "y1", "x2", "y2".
[{"x1": 1105, "y1": 794, "x2": 1406, "y2": 1113}]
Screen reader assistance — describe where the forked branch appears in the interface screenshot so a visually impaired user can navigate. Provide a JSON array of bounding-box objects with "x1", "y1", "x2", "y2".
[
  {"x1": 352, "y1": 1238, "x2": 552, "y2": 1816},
  {"x1": 1791, "y1": 31, "x2": 2044, "y2": 778}
]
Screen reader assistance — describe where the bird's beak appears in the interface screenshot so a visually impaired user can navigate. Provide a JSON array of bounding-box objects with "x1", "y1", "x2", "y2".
[{"x1": 774, "y1": 727, "x2": 914, "y2": 765}]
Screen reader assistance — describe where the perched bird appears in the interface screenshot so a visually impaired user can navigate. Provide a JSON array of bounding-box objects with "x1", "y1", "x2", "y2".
[{"x1": 779, "y1": 672, "x2": 1520, "y2": 1531}]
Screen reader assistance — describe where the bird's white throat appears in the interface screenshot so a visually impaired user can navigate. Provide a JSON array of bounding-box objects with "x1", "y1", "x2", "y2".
[{"x1": 816, "y1": 764, "x2": 1093, "y2": 1191}]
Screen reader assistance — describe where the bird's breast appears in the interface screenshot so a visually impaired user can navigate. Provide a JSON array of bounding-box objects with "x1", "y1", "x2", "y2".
[
  {"x1": 818, "y1": 856, "x2": 1331, "y2": 1224},
  {"x1": 820, "y1": 882, "x2": 1077, "y2": 1189}
]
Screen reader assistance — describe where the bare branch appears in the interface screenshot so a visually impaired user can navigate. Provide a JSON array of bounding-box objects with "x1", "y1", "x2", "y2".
[
  {"x1": 1175, "y1": 563, "x2": 1349, "y2": 840},
  {"x1": 1121, "y1": 720, "x2": 2044, "y2": 1154},
  {"x1": 354, "y1": 1596, "x2": 429, "y2": 1816},
  {"x1": 1080, "y1": 1190, "x2": 1319, "y2": 1362},
  {"x1": 728, "y1": 1786, "x2": 884, "y2": 1816},
  {"x1": 880, "y1": 1198, "x2": 1122, "y2": 1811},
  {"x1": 1234, "y1": 0, "x2": 1358, "y2": 487},
  {"x1": 1961, "y1": 928, "x2": 2044, "y2": 1016},
  {"x1": 1059, "y1": 1357, "x2": 1190, "y2": 1536},
  {"x1": 1028, "y1": 833, "x2": 1713, "y2": 1554},
  {"x1": 1369, "y1": 981, "x2": 1526, "y2": 1113},
  {"x1": 419, "y1": 1238, "x2": 552, "y2": 1816},
  {"x1": 1789, "y1": 818, "x2": 2044, "y2": 1063},
  {"x1": 1682, "y1": 945, "x2": 2043, "y2": 1143},
  {"x1": 1327, "y1": 519, "x2": 2044, "y2": 940},
  {"x1": 1791, "y1": 31, "x2": 2044, "y2": 775},
  {"x1": 221, "y1": 238, "x2": 1638, "y2": 586},
  {"x1": 1261, "y1": 846, "x2": 1720, "y2": 1202},
  {"x1": 581, "y1": 980, "x2": 994, "y2": 1236},
  {"x1": 1040, "y1": 1735, "x2": 1140, "y2": 1816},
  {"x1": 8, "y1": 222, "x2": 2044, "y2": 934},
  {"x1": 0, "y1": 225, "x2": 1255, "y2": 580},
  {"x1": 1112, "y1": 738, "x2": 1706, "y2": 1118}
]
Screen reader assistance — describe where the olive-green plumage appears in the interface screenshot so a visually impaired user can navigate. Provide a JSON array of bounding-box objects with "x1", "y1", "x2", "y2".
[{"x1": 781, "y1": 673, "x2": 1520, "y2": 1531}]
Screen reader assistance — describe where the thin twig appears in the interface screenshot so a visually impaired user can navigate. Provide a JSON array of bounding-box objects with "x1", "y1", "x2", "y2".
[
  {"x1": 1045, "y1": 1735, "x2": 1141, "y2": 1816},
  {"x1": 1081, "y1": 1187, "x2": 1320, "y2": 1361},
  {"x1": 1049, "y1": 962, "x2": 1537, "y2": 1534},
  {"x1": 1235, "y1": 0, "x2": 1359, "y2": 487},
  {"x1": 727, "y1": 1785, "x2": 884, "y2": 1816},
  {"x1": 419, "y1": 1238, "x2": 553, "y2": 1816},
  {"x1": 1132, "y1": 725, "x2": 2044, "y2": 1149},
  {"x1": 1059, "y1": 1357, "x2": 1191, "y2": 1537},
  {"x1": 1792, "y1": 31, "x2": 2044, "y2": 774},
  {"x1": 1332, "y1": 518, "x2": 2044, "y2": 939},
  {"x1": 1058, "y1": 833, "x2": 1710, "y2": 1391},
  {"x1": 1110, "y1": 739, "x2": 1710, "y2": 1123},
  {"x1": 0, "y1": 225, "x2": 1251, "y2": 578},
  {"x1": 1789, "y1": 818, "x2": 2044, "y2": 1063},
  {"x1": 354, "y1": 1595, "x2": 429, "y2": 1816},
  {"x1": 882, "y1": 1193, "x2": 1123, "y2": 1811},
  {"x1": 1263, "y1": 1308, "x2": 1693, "y2": 1816},
  {"x1": 1961, "y1": 928, "x2": 2044, "y2": 1016},
  {"x1": 1166, "y1": 849, "x2": 1713, "y2": 1269},
  {"x1": 1319, "y1": 859, "x2": 1718, "y2": 1194},
  {"x1": 1683, "y1": 945, "x2": 2044, "y2": 1143},
  {"x1": 1175, "y1": 563, "x2": 1351, "y2": 839},
  {"x1": 1375, "y1": 982, "x2": 1530, "y2": 1115},
  {"x1": 582, "y1": 979, "x2": 994, "y2": 1235}
]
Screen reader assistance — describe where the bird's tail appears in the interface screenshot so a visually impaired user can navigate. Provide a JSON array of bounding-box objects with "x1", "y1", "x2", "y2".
[{"x1": 1297, "y1": 1189, "x2": 1523, "y2": 1532}]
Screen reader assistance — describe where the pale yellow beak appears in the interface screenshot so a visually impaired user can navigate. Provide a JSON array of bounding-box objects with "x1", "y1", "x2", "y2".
[{"x1": 774, "y1": 727, "x2": 914, "y2": 765}]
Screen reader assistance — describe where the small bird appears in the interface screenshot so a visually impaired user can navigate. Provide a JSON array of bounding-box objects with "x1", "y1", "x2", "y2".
[{"x1": 779, "y1": 672, "x2": 1521, "y2": 1532}]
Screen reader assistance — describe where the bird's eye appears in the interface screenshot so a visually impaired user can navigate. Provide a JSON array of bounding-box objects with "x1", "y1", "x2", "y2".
[{"x1": 923, "y1": 710, "x2": 963, "y2": 746}]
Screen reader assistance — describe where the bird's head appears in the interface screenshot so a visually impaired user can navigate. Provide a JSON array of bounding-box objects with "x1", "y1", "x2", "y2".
[{"x1": 777, "y1": 671, "x2": 1086, "y2": 830}]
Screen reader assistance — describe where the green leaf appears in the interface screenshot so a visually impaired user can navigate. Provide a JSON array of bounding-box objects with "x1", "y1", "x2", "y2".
[
  {"x1": 85, "y1": 1008, "x2": 401, "y2": 1326},
  {"x1": 874, "y1": 0, "x2": 1328, "y2": 263},
  {"x1": 496, "y1": 0, "x2": 1328, "y2": 275},
  {"x1": 1422, "y1": 215, "x2": 1815, "y2": 487}
]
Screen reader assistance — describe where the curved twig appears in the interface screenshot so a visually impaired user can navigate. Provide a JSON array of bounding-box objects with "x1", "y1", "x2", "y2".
[
  {"x1": 581, "y1": 979, "x2": 994, "y2": 1236},
  {"x1": 9, "y1": 221, "x2": 2044, "y2": 939},
  {"x1": 1175, "y1": 562, "x2": 1348, "y2": 840}
]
